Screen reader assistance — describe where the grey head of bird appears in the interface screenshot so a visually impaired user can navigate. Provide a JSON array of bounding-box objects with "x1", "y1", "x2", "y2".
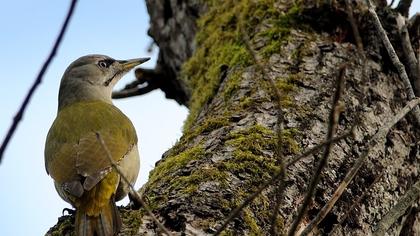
[{"x1": 58, "y1": 54, "x2": 149, "y2": 110}]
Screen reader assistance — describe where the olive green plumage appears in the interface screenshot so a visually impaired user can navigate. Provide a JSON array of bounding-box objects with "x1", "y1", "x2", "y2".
[
  {"x1": 45, "y1": 54, "x2": 149, "y2": 236},
  {"x1": 45, "y1": 100, "x2": 137, "y2": 184}
]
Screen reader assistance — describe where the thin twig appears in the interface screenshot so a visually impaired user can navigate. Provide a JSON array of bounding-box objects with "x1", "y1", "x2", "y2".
[
  {"x1": 96, "y1": 133, "x2": 172, "y2": 236},
  {"x1": 0, "y1": 0, "x2": 78, "y2": 162},
  {"x1": 366, "y1": 0, "x2": 420, "y2": 125},
  {"x1": 396, "y1": 14, "x2": 420, "y2": 97},
  {"x1": 345, "y1": 0, "x2": 364, "y2": 52},
  {"x1": 345, "y1": 0, "x2": 372, "y2": 132},
  {"x1": 304, "y1": 170, "x2": 384, "y2": 235},
  {"x1": 304, "y1": 97, "x2": 420, "y2": 235},
  {"x1": 330, "y1": 171, "x2": 385, "y2": 234},
  {"x1": 396, "y1": 205, "x2": 420, "y2": 235},
  {"x1": 288, "y1": 65, "x2": 346, "y2": 236},
  {"x1": 373, "y1": 179, "x2": 420, "y2": 235},
  {"x1": 241, "y1": 19, "x2": 286, "y2": 236},
  {"x1": 213, "y1": 131, "x2": 352, "y2": 236},
  {"x1": 285, "y1": 132, "x2": 353, "y2": 168}
]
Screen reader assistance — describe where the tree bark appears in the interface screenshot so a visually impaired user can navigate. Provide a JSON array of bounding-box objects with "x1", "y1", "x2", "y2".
[{"x1": 47, "y1": 0, "x2": 420, "y2": 235}]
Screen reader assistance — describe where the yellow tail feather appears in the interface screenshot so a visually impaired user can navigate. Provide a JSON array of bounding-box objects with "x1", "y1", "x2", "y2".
[
  {"x1": 75, "y1": 196, "x2": 121, "y2": 236},
  {"x1": 74, "y1": 171, "x2": 121, "y2": 236}
]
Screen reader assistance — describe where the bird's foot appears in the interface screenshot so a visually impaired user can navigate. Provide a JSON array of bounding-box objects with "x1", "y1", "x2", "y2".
[{"x1": 62, "y1": 208, "x2": 76, "y2": 216}]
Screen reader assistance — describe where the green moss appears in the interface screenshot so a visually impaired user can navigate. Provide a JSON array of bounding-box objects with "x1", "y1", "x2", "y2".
[
  {"x1": 224, "y1": 150, "x2": 279, "y2": 179},
  {"x1": 146, "y1": 144, "x2": 232, "y2": 209},
  {"x1": 120, "y1": 208, "x2": 144, "y2": 235},
  {"x1": 193, "y1": 116, "x2": 230, "y2": 135},
  {"x1": 281, "y1": 128, "x2": 301, "y2": 154},
  {"x1": 170, "y1": 166, "x2": 228, "y2": 194},
  {"x1": 48, "y1": 216, "x2": 74, "y2": 236},
  {"x1": 145, "y1": 146, "x2": 206, "y2": 210},
  {"x1": 219, "y1": 125, "x2": 279, "y2": 181},
  {"x1": 219, "y1": 125, "x2": 300, "y2": 181},
  {"x1": 216, "y1": 208, "x2": 262, "y2": 236},
  {"x1": 272, "y1": 216, "x2": 285, "y2": 235},
  {"x1": 182, "y1": 0, "x2": 302, "y2": 131},
  {"x1": 261, "y1": 40, "x2": 283, "y2": 57},
  {"x1": 222, "y1": 71, "x2": 243, "y2": 100},
  {"x1": 257, "y1": 3, "x2": 301, "y2": 58},
  {"x1": 167, "y1": 115, "x2": 230, "y2": 158},
  {"x1": 227, "y1": 125, "x2": 277, "y2": 154},
  {"x1": 243, "y1": 209, "x2": 263, "y2": 235},
  {"x1": 276, "y1": 79, "x2": 296, "y2": 92},
  {"x1": 220, "y1": 230, "x2": 235, "y2": 236},
  {"x1": 148, "y1": 146, "x2": 205, "y2": 186},
  {"x1": 239, "y1": 96, "x2": 253, "y2": 109},
  {"x1": 275, "y1": 73, "x2": 304, "y2": 108}
]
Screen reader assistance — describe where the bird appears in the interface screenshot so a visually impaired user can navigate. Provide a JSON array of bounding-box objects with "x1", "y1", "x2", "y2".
[{"x1": 45, "y1": 54, "x2": 149, "y2": 236}]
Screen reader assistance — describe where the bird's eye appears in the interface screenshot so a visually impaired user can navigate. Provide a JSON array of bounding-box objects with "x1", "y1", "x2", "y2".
[{"x1": 98, "y1": 60, "x2": 109, "y2": 68}]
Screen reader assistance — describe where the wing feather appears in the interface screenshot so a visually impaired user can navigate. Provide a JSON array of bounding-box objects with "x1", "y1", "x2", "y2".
[{"x1": 45, "y1": 101, "x2": 137, "y2": 185}]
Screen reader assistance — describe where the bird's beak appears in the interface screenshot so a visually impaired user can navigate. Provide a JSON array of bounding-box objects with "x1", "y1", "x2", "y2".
[{"x1": 118, "y1": 57, "x2": 150, "y2": 71}]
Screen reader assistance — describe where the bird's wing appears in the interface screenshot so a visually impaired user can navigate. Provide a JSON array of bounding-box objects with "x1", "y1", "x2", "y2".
[{"x1": 45, "y1": 101, "x2": 137, "y2": 186}]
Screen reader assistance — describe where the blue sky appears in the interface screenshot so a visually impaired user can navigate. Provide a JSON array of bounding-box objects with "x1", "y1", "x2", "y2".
[
  {"x1": 0, "y1": 1, "x2": 188, "y2": 235},
  {"x1": 0, "y1": 1, "x2": 419, "y2": 236}
]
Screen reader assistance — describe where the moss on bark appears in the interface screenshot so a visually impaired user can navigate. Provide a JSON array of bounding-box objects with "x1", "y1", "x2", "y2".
[{"x1": 182, "y1": 0, "x2": 302, "y2": 131}]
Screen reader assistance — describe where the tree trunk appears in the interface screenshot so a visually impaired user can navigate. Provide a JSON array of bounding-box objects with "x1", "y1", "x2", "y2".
[{"x1": 47, "y1": 0, "x2": 420, "y2": 235}]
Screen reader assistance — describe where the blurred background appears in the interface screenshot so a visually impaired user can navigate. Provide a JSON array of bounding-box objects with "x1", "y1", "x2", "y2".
[
  {"x1": 0, "y1": 1, "x2": 187, "y2": 235},
  {"x1": 0, "y1": 1, "x2": 418, "y2": 235}
]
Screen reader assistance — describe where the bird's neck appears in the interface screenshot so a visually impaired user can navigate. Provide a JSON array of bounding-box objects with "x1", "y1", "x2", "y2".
[{"x1": 58, "y1": 81, "x2": 113, "y2": 111}]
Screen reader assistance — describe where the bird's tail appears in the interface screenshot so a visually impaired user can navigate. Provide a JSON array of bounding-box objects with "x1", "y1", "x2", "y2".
[{"x1": 75, "y1": 196, "x2": 121, "y2": 236}]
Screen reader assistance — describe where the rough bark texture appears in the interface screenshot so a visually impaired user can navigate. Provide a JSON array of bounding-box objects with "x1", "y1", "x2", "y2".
[
  {"x1": 139, "y1": 0, "x2": 206, "y2": 106},
  {"x1": 46, "y1": 0, "x2": 420, "y2": 235}
]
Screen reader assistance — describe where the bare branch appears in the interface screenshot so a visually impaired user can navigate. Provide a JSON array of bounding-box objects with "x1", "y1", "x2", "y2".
[
  {"x1": 395, "y1": 0, "x2": 412, "y2": 17},
  {"x1": 373, "y1": 179, "x2": 420, "y2": 235},
  {"x1": 366, "y1": 0, "x2": 420, "y2": 125},
  {"x1": 118, "y1": 79, "x2": 143, "y2": 90},
  {"x1": 301, "y1": 98, "x2": 420, "y2": 235},
  {"x1": 288, "y1": 65, "x2": 347, "y2": 236},
  {"x1": 96, "y1": 133, "x2": 173, "y2": 236},
  {"x1": 112, "y1": 84, "x2": 157, "y2": 99},
  {"x1": 0, "y1": 0, "x2": 78, "y2": 162},
  {"x1": 345, "y1": 0, "x2": 364, "y2": 53},
  {"x1": 396, "y1": 15, "x2": 420, "y2": 97},
  {"x1": 113, "y1": 68, "x2": 163, "y2": 99},
  {"x1": 112, "y1": 68, "x2": 160, "y2": 99}
]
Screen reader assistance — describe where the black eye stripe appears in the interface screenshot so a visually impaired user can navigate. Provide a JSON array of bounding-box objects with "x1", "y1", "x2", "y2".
[{"x1": 98, "y1": 59, "x2": 115, "y2": 68}]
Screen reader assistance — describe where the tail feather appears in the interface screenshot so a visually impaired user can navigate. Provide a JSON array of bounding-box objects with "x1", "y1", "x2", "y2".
[{"x1": 75, "y1": 197, "x2": 121, "y2": 236}]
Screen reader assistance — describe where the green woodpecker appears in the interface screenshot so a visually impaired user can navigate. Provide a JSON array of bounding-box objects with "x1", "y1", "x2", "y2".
[{"x1": 45, "y1": 54, "x2": 148, "y2": 236}]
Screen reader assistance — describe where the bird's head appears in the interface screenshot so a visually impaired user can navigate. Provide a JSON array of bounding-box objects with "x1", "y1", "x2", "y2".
[{"x1": 58, "y1": 54, "x2": 149, "y2": 109}]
